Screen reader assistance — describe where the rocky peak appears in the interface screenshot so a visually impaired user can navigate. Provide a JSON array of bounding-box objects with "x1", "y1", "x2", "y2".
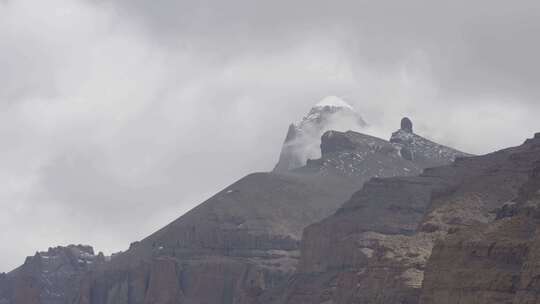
[{"x1": 274, "y1": 96, "x2": 366, "y2": 172}]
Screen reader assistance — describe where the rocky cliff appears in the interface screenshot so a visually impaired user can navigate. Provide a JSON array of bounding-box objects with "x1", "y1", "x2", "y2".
[
  {"x1": 266, "y1": 133, "x2": 540, "y2": 304},
  {"x1": 420, "y1": 133, "x2": 540, "y2": 304},
  {"x1": 0, "y1": 245, "x2": 105, "y2": 304}
]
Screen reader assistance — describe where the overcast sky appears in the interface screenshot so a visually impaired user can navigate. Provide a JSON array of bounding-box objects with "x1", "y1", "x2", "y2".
[{"x1": 1, "y1": 0, "x2": 540, "y2": 271}]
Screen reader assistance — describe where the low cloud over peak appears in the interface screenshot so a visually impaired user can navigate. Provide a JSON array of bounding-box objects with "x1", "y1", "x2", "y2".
[{"x1": 0, "y1": 0, "x2": 539, "y2": 271}]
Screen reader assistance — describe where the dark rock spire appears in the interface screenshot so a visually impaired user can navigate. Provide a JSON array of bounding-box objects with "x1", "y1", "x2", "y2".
[{"x1": 401, "y1": 117, "x2": 413, "y2": 133}]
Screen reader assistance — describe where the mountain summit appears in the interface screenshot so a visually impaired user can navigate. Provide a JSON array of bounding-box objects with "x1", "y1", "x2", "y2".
[{"x1": 274, "y1": 96, "x2": 367, "y2": 172}]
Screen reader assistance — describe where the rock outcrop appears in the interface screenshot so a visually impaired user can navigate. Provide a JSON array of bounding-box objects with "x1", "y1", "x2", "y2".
[
  {"x1": 390, "y1": 118, "x2": 467, "y2": 167},
  {"x1": 0, "y1": 245, "x2": 105, "y2": 304},
  {"x1": 401, "y1": 117, "x2": 414, "y2": 133}
]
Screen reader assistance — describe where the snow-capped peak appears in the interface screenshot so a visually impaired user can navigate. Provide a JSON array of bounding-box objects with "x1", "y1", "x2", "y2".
[
  {"x1": 274, "y1": 96, "x2": 366, "y2": 172},
  {"x1": 314, "y1": 96, "x2": 354, "y2": 110}
]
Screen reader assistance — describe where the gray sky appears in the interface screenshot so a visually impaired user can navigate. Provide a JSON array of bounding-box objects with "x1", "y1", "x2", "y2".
[{"x1": 1, "y1": 0, "x2": 540, "y2": 271}]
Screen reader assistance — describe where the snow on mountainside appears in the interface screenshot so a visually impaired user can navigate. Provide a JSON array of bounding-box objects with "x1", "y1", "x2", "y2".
[
  {"x1": 274, "y1": 96, "x2": 367, "y2": 172},
  {"x1": 295, "y1": 116, "x2": 471, "y2": 181},
  {"x1": 314, "y1": 95, "x2": 354, "y2": 109},
  {"x1": 275, "y1": 100, "x2": 470, "y2": 174}
]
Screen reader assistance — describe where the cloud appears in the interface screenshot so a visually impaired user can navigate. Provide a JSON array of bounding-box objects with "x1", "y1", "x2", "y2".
[{"x1": 1, "y1": 0, "x2": 540, "y2": 271}]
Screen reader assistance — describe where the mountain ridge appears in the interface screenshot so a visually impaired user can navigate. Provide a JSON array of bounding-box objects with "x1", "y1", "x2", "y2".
[{"x1": 0, "y1": 99, "x2": 472, "y2": 304}]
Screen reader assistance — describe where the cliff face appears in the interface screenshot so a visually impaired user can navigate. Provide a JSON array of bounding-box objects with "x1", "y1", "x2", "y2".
[
  {"x1": 420, "y1": 135, "x2": 540, "y2": 304},
  {"x1": 269, "y1": 134, "x2": 540, "y2": 304},
  {"x1": 420, "y1": 214, "x2": 538, "y2": 304}
]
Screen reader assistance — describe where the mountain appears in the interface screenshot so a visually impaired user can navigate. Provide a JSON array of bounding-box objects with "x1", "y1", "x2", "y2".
[
  {"x1": 265, "y1": 133, "x2": 540, "y2": 304},
  {"x1": 0, "y1": 98, "x2": 470, "y2": 304},
  {"x1": 72, "y1": 122, "x2": 460, "y2": 304},
  {"x1": 274, "y1": 96, "x2": 367, "y2": 172}
]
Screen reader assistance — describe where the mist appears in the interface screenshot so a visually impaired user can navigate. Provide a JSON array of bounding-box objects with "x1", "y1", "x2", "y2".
[{"x1": 1, "y1": 0, "x2": 540, "y2": 271}]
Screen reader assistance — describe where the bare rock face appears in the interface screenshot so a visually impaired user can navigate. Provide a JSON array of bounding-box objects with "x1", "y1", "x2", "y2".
[
  {"x1": 144, "y1": 258, "x2": 183, "y2": 304},
  {"x1": 420, "y1": 155, "x2": 540, "y2": 304},
  {"x1": 13, "y1": 276, "x2": 40, "y2": 304},
  {"x1": 420, "y1": 215, "x2": 536, "y2": 304},
  {"x1": 270, "y1": 133, "x2": 540, "y2": 304},
  {"x1": 0, "y1": 245, "x2": 105, "y2": 304}
]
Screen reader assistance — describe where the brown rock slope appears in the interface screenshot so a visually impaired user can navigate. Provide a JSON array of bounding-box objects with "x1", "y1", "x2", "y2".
[
  {"x1": 266, "y1": 133, "x2": 540, "y2": 304},
  {"x1": 420, "y1": 134, "x2": 540, "y2": 304}
]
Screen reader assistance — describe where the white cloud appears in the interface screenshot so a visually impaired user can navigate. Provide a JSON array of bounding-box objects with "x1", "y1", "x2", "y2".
[{"x1": 1, "y1": 0, "x2": 539, "y2": 271}]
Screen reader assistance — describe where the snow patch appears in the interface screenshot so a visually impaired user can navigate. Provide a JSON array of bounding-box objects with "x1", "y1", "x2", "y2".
[{"x1": 315, "y1": 96, "x2": 354, "y2": 110}]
